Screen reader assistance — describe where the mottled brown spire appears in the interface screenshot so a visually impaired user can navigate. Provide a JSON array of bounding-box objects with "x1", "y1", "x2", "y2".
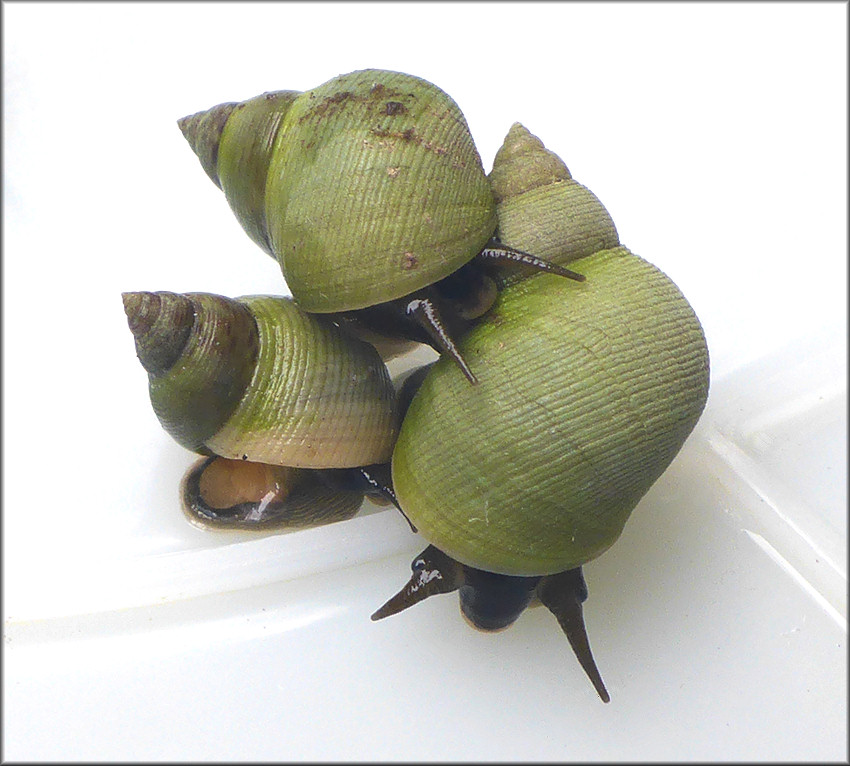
[
  {"x1": 122, "y1": 291, "x2": 195, "y2": 376},
  {"x1": 177, "y1": 101, "x2": 238, "y2": 188},
  {"x1": 122, "y1": 292, "x2": 261, "y2": 453}
]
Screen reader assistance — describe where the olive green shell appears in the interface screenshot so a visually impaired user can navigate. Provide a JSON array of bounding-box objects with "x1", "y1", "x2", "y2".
[
  {"x1": 489, "y1": 123, "x2": 619, "y2": 274},
  {"x1": 123, "y1": 291, "x2": 398, "y2": 468},
  {"x1": 392, "y1": 248, "x2": 709, "y2": 576},
  {"x1": 179, "y1": 69, "x2": 496, "y2": 313}
]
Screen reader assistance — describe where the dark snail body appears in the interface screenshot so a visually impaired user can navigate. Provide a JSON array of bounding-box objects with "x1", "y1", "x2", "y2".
[
  {"x1": 459, "y1": 568, "x2": 541, "y2": 632},
  {"x1": 372, "y1": 545, "x2": 610, "y2": 703},
  {"x1": 331, "y1": 248, "x2": 585, "y2": 377}
]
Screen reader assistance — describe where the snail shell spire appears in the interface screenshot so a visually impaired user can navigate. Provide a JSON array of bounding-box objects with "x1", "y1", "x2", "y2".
[
  {"x1": 488, "y1": 123, "x2": 619, "y2": 269},
  {"x1": 177, "y1": 102, "x2": 238, "y2": 188},
  {"x1": 123, "y1": 292, "x2": 259, "y2": 452},
  {"x1": 178, "y1": 91, "x2": 302, "y2": 254},
  {"x1": 122, "y1": 291, "x2": 196, "y2": 376},
  {"x1": 489, "y1": 122, "x2": 572, "y2": 203}
]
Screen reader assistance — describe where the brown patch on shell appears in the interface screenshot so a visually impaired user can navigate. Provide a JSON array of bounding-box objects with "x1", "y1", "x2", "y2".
[{"x1": 299, "y1": 82, "x2": 412, "y2": 125}]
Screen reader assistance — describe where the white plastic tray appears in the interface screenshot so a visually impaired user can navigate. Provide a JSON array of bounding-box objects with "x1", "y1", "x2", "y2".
[{"x1": 4, "y1": 3, "x2": 847, "y2": 761}]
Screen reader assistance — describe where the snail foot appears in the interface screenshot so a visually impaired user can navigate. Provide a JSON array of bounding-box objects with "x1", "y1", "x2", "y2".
[
  {"x1": 458, "y1": 568, "x2": 541, "y2": 632},
  {"x1": 180, "y1": 456, "x2": 363, "y2": 531}
]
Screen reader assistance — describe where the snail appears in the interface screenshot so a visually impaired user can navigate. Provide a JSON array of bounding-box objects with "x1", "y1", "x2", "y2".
[
  {"x1": 364, "y1": 125, "x2": 709, "y2": 700},
  {"x1": 367, "y1": 360, "x2": 610, "y2": 699},
  {"x1": 370, "y1": 253, "x2": 709, "y2": 700},
  {"x1": 389, "y1": 125, "x2": 708, "y2": 575},
  {"x1": 122, "y1": 290, "x2": 400, "y2": 527},
  {"x1": 179, "y1": 457, "x2": 398, "y2": 531},
  {"x1": 125, "y1": 91, "x2": 710, "y2": 702},
  {"x1": 177, "y1": 69, "x2": 585, "y2": 382}
]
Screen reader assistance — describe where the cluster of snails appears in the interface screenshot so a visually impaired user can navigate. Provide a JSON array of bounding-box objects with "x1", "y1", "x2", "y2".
[{"x1": 125, "y1": 69, "x2": 709, "y2": 703}]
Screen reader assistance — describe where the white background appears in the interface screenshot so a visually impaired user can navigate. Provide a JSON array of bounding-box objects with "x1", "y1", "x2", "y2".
[{"x1": 4, "y1": 2, "x2": 847, "y2": 761}]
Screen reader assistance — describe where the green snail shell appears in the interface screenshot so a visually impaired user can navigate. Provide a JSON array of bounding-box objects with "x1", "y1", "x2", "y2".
[
  {"x1": 489, "y1": 123, "x2": 620, "y2": 271},
  {"x1": 392, "y1": 248, "x2": 710, "y2": 576},
  {"x1": 123, "y1": 291, "x2": 398, "y2": 468},
  {"x1": 179, "y1": 69, "x2": 496, "y2": 313}
]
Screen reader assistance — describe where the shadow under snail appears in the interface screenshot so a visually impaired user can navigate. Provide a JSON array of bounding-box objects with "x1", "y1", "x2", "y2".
[{"x1": 177, "y1": 68, "x2": 585, "y2": 383}]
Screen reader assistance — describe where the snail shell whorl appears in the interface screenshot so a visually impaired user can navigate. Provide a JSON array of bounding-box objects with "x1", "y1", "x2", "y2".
[
  {"x1": 489, "y1": 123, "x2": 619, "y2": 269},
  {"x1": 122, "y1": 291, "x2": 196, "y2": 375},
  {"x1": 392, "y1": 248, "x2": 710, "y2": 576},
  {"x1": 204, "y1": 295, "x2": 398, "y2": 467},
  {"x1": 489, "y1": 122, "x2": 573, "y2": 202},
  {"x1": 267, "y1": 69, "x2": 496, "y2": 312},
  {"x1": 123, "y1": 292, "x2": 398, "y2": 468}
]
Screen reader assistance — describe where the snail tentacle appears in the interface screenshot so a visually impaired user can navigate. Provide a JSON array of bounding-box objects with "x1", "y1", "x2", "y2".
[
  {"x1": 477, "y1": 242, "x2": 586, "y2": 283},
  {"x1": 355, "y1": 464, "x2": 417, "y2": 531},
  {"x1": 317, "y1": 464, "x2": 417, "y2": 531},
  {"x1": 373, "y1": 546, "x2": 541, "y2": 633},
  {"x1": 538, "y1": 568, "x2": 610, "y2": 703},
  {"x1": 405, "y1": 295, "x2": 478, "y2": 385},
  {"x1": 371, "y1": 546, "x2": 463, "y2": 621}
]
